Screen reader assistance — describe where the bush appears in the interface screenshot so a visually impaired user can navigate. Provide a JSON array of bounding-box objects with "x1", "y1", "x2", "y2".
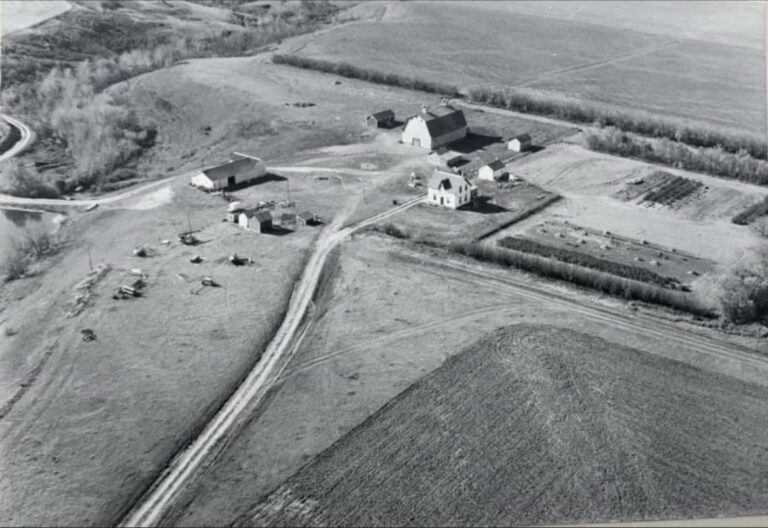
[
  {"x1": 3, "y1": 227, "x2": 58, "y2": 282},
  {"x1": 453, "y1": 242, "x2": 714, "y2": 318},
  {"x1": 0, "y1": 159, "x2": 60, "y2": 198},
  {"x1": 497, "y1": 236, "x2": 678, "y2": 287},
  {"x1": 720, "y1": 250, "x2": 768, "y2": 325}
]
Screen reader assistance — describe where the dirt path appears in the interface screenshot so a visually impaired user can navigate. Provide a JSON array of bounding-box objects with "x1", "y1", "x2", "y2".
[
  {"x1": 408, "y1": 252, "x2": 768, "y2": 380},
  {"x1": 118, "y1": 195, "x2": 426, "y2": 527},
  {"x1": 0, "y1": 114, "x2": 35, "y2": 163}
]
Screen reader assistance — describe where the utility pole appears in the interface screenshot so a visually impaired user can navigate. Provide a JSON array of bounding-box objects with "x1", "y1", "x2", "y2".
[
  {"x1": 88, "y1": 244, "x2": 93, "y2": 272},
  {"x1": 186, "y1": 210, "x2": 193, "y2": 234}
]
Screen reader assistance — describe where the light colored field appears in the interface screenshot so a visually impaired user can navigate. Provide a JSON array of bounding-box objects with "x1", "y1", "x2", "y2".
[
  {"x1": 496, "y1": 143, "x2": 768, "y2": 271},
  {"x1": 170, "y1": 233, "x2": 768, "y2": 526},
  {"x1": 242, "y1": 322, "x2": 768, "y2": 527},
  {"x1": 1, "y1": 0, "x2": 71, "y2": 36},
  {"x1": 281, "y1": 1, "x2": 765, "y2": 135},
  {"x1": 0, "y1": 179, "x2": 320, "y2": 526}
]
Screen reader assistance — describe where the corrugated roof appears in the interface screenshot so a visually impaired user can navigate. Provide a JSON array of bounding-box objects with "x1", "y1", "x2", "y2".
[{"x1": 203, "y1": 157, "x2": 259, "y2": 180}]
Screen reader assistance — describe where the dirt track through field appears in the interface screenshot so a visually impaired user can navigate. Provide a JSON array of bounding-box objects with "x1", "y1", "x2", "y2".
[
  {"x1": 405, "y1": 252, "x2": 768, "y2": 381},
  {"x1": 118, "y1": 195, "x2": 426, "y2": 527}
]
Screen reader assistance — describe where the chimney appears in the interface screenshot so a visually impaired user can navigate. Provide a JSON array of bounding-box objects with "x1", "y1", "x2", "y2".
[{"x1": 421, "y1": 104, "x2": 429, "y2": 114}]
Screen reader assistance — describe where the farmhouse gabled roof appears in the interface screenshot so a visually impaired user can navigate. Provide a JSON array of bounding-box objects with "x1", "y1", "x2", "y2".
[
  {"x1": 428, "y1": 170, "x2": 473, "y2": 193},
  {"x1": 202, "y1": 157, "x2": 259, "y2": 180},
  {"x1": 511, "y1": 133, "x2": 532, "y2": 142},
  {"x1": 369, "y1": 109, "x2": 395, "y2": 121},
  {"x1": 486, "y1": 159, "x2": 505, "y2": 171}
]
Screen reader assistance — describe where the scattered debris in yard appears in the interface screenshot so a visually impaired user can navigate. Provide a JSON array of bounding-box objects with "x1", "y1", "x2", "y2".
[
  {"x1": 201, "y1": 276, "x2": 219, "y2": 287},
  {"x1": 133, "y1": 247, "x2": 148, "y2": 258},
  {"x1": 84, "y1": 203, "x2": 99, "y2": 212},
  {"x1": 229, "y1": 253, "x2": 251, "y2": 266},
  {"x1": 67, "y1": 264, "x2": 111, "y2": 318},
  {"x1": 179, "y1": 233, "x2": 201, "y2": 246},
  {"x1": 80, "y1": 329, "x2": 96, "y2": 342},
  {"x1": 190, "y1": 255, "x2": 204, "y2": 264}
]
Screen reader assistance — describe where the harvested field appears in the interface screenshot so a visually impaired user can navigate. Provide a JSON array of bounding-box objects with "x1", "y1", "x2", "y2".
[
  {"x1": 280, "y1": 1, "x2": 765, "y2": 134},
  {"x1": 241, "y1": 324, "x2": 768, "y2": 527}
]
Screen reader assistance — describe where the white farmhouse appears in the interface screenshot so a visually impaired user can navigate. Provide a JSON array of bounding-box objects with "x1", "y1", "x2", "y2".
[
  {"x1": 402, "y1": 106, "x2": 468, "y2": 150},
  {"x1": 191, "y1": 156, "x2": 267, "y2": 191},
  {"x1": 478, "y1": 159, "x2": 507, "y2": 181},
  {"x1": 427, "y1": 169, "x2": 477, "y2": 209}
]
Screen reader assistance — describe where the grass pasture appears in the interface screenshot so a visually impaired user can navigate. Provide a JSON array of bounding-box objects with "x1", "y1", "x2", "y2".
[
  {"x1": 384, "y1": 180, "x2": 558, "y2": 245},
  {"x1": 284, "y1": 1, "x2": 765, "y2": 135},
  {"x1": 241, "y1": 324, "x2": 768, "y2": 527}
]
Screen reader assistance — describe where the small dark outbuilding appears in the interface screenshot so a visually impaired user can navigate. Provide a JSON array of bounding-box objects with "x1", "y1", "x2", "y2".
[{"x1": 364, "y1": 110, "x2": 396, "y2": 128}]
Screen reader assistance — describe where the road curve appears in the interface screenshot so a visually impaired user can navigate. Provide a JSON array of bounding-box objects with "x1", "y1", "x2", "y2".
[
  {"x1": 0, "y1": 113, "x2": 35, "y2": 163},
  {"x1": 118, "y1": 195, "x2": 426, "y2": 527}
]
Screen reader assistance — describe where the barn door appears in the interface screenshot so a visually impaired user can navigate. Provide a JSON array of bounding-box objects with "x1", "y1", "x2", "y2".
[{"x1": 227, "y1": 176, "x2": 236, "y2": 188}]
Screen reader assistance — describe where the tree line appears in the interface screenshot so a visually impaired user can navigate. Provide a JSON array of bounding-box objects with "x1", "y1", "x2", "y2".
[
  {"x1": 452, "y1": 242, "x2": 715, "y2": 318},
  {"x1": 497, "y1": 236, "x2": 679, "y2": 288},
  {"x1": 584, "y1": 127, "x2": 768, "y2": 186}
]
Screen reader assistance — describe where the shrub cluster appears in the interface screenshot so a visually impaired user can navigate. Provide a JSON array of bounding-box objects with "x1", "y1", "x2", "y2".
[
  {"x1": 452, "y1": 242, "x2": 715, "y2": 318},
  {"x1": 719, "y1": 249, "x2": 768, "y2": 325},
  {"x1": 272, "y1": 54, "x2": 461, "y2": 96},
  {"x1": 497, "y1": 236, "x2": 678, "y2": 288},
  {"x1": 732, "y1": 196, "x2": 768, "y2": 225},
  {"x1": 584, "y1": 127, "x2": 768, "y2": 186}
]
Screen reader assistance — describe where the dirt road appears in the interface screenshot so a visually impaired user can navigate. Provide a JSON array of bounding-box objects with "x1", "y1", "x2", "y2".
[
  {"x1": 118, "y1": 195, "x2": 426, "y2": 527},
  {"x1": 0, "y1": 114, "x2": 35, "y2": 163}
]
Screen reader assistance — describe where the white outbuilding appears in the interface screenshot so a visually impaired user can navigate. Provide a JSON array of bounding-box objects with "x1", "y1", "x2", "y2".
[
  {"x1": 478, "y1": 159, "x2": 507, "y2": 181},
  {"x1": 191, "y1": 156, "x2": 267, "y2": 191},
  {"x1": 507, "y1": 133, "x2": 532, "y2": 153}
]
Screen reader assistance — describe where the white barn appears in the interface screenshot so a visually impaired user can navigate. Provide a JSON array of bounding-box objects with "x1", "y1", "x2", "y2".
[
  {"x1": 427, "y1": 169, "x2": 476, "y2": 209},
  {"x1": 191, "y1": 156, "x2": 267, "y2": 191},
  {"x1": 478, "y1": 159, "x2": 507, "y2": 181},
  {"x1": 402, "y1": 106, "x2": 468, "y2": 150}
]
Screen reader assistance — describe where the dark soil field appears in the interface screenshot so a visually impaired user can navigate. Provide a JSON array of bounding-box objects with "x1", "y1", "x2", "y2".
[{"x1": 240, "y1": 324, "x2": 768, "y2": 527}]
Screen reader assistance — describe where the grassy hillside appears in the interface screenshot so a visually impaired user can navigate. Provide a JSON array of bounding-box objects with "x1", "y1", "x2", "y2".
[{"x1": 240, "y1": 324, "x2": 768, "y2": 526}]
